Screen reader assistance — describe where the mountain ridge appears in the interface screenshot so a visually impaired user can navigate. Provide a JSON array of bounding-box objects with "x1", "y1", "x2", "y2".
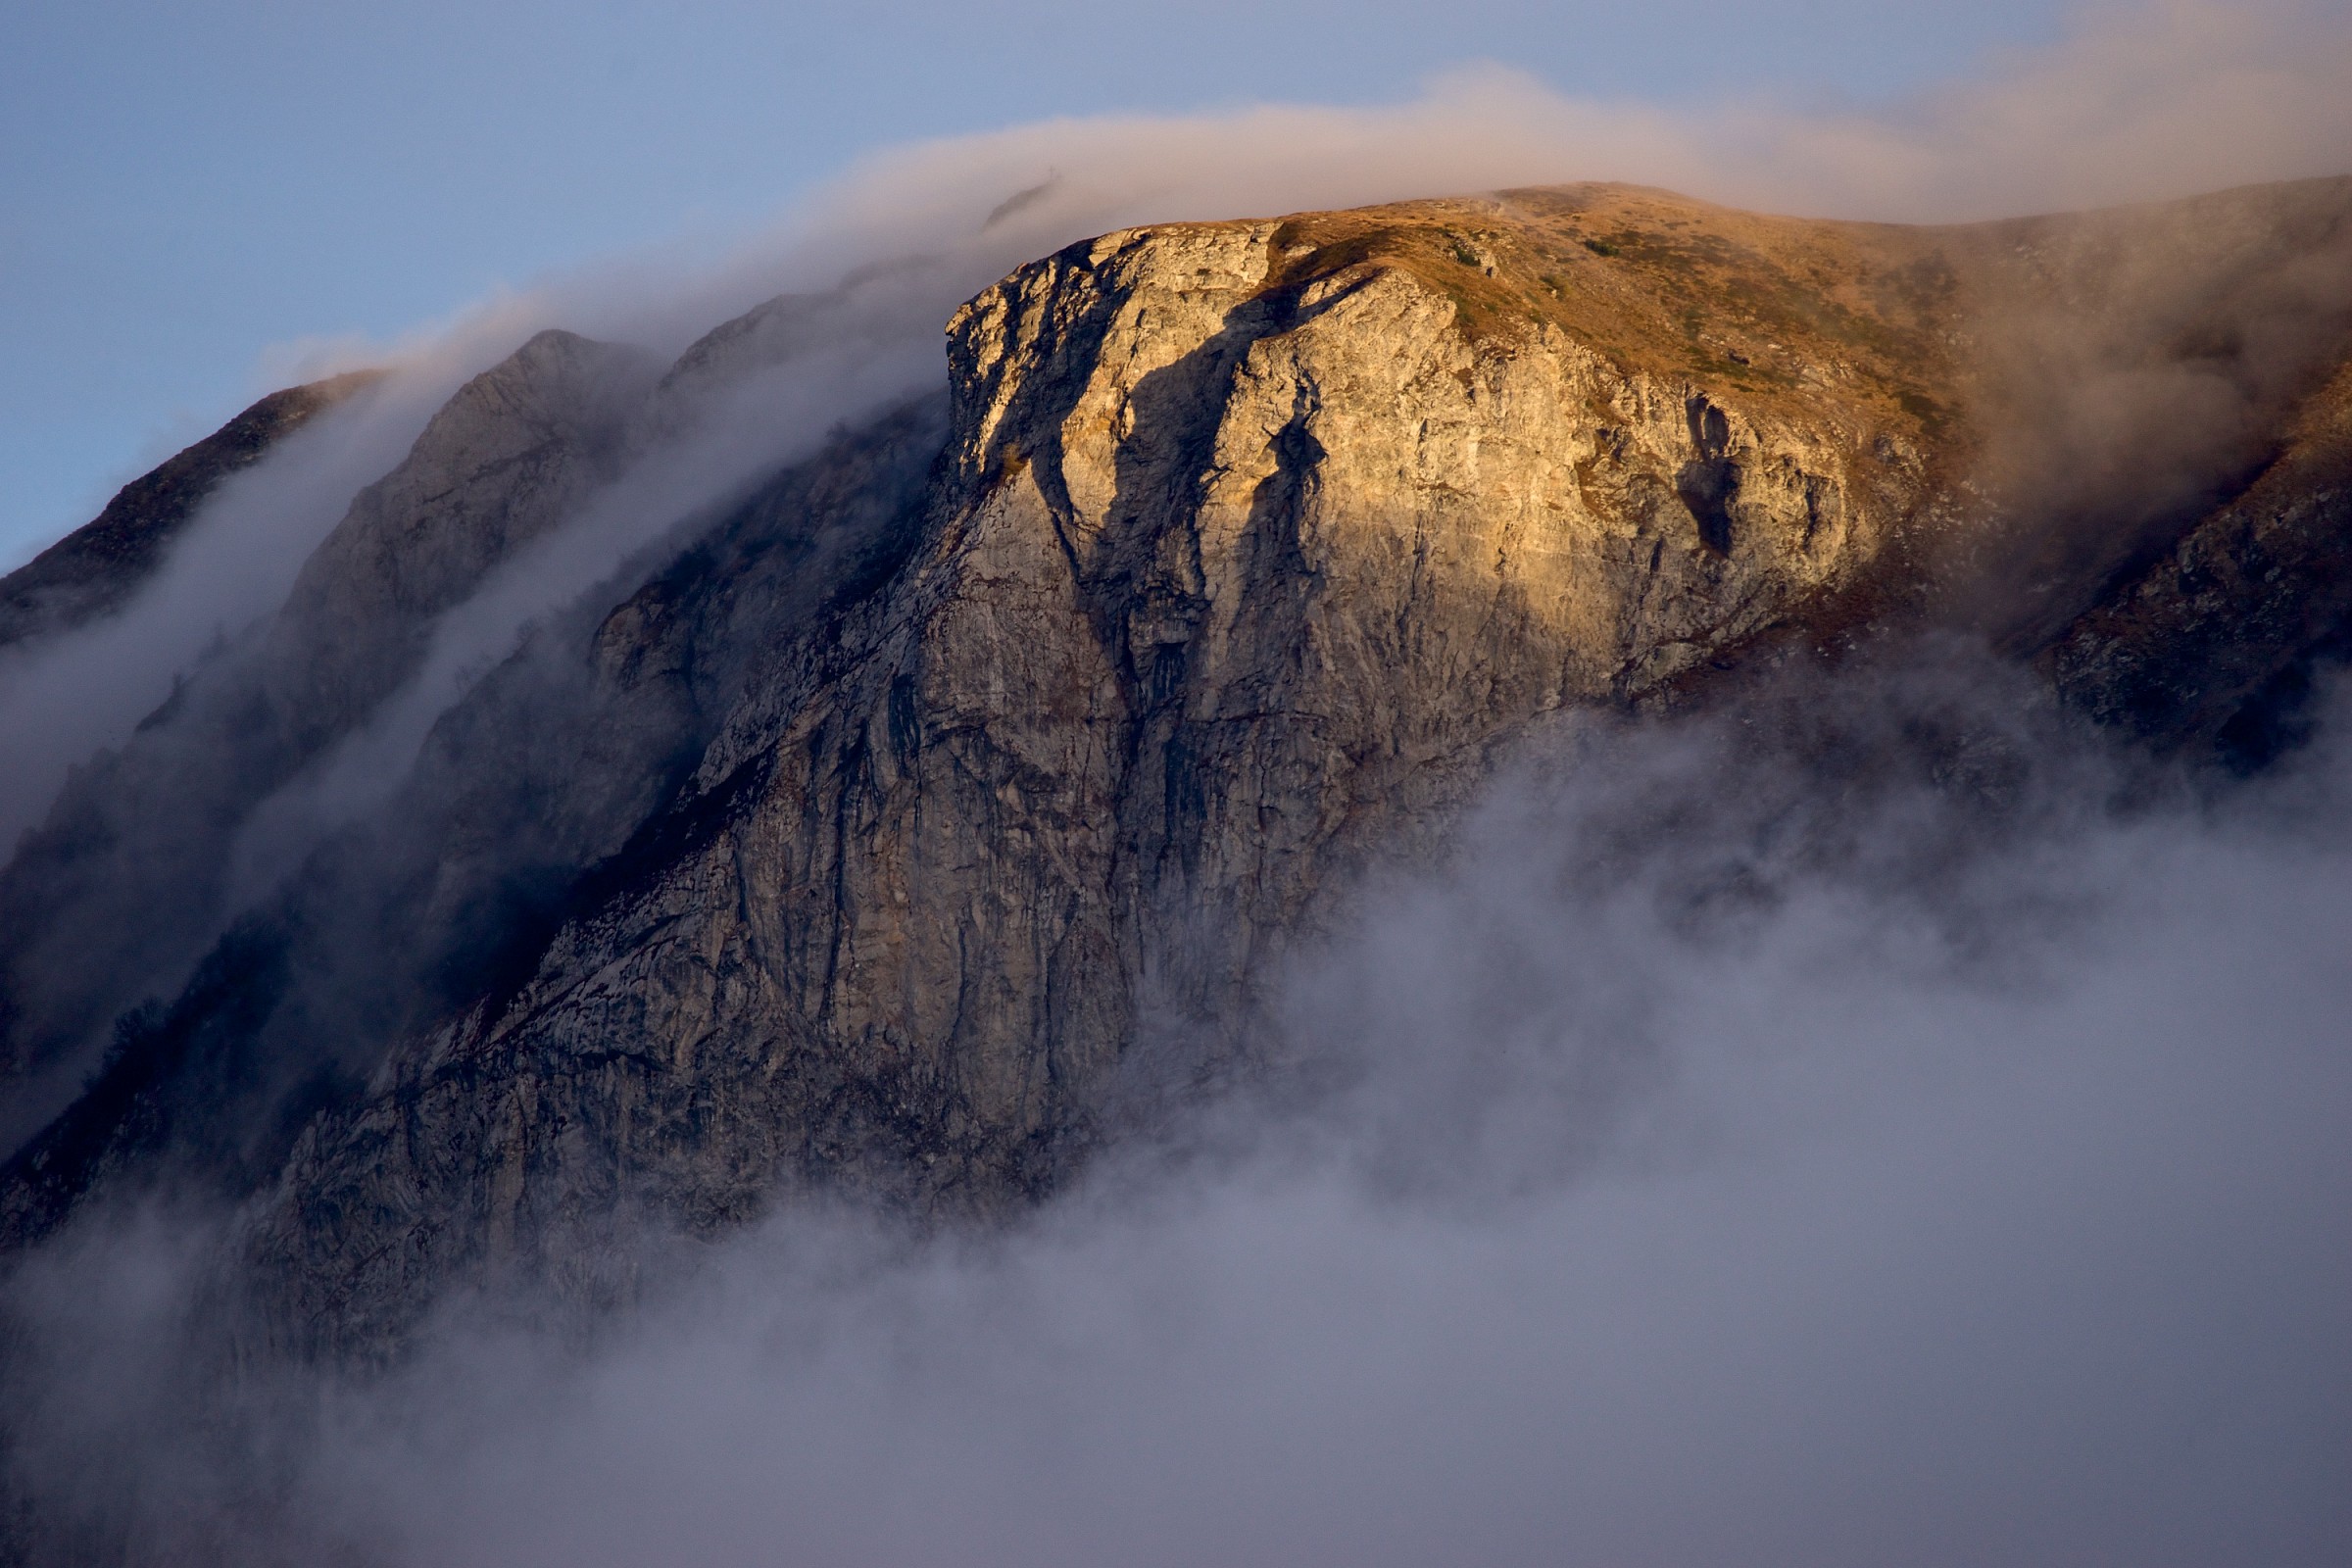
[{"x1": 0, "y1": 371, "x2": 383, "y2": 658}]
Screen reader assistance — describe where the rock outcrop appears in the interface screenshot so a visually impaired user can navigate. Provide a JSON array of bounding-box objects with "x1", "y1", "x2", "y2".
[{"x1": 2, "y1": 180, "x2": 2350, "y2": 1361}]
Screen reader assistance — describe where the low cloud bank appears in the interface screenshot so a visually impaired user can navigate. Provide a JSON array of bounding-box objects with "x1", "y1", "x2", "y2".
[{"x1": 10, "y1": 650, "x2": 2351, "y2": 1565}]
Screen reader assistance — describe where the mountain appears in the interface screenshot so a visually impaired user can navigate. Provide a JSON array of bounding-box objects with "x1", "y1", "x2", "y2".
[
  {"x1": 0, "y1": 334, "x2": 657, "y2": 1150},
  {"x1": 0, "y1": 372, "x2": 381, "y2": 657},
  {"x1": 1, "y1": 179, "x2": 2349, "y2": 1368}
]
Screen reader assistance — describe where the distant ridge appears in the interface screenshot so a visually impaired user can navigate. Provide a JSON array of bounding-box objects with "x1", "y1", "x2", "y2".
[{"x1": 0, "y1": 369, "x2": 382, "y2": 655}]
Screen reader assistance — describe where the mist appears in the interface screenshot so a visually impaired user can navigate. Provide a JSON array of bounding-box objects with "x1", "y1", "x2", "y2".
[
  {"x1": 0, "y1": 375, "x2": 451, "y2": 845},
  {"x1": 8, "y1": 645, "x2": 2351, "y2": 1565},
  {"x1": 3, "y1": 0, "x2": 2351, "y2": 1562}
]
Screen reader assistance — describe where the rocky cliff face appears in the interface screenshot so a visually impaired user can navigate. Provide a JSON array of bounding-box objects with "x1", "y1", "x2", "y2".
[{"x1": 4, "y1": 180, "x2": 2350, "y2": 1359}]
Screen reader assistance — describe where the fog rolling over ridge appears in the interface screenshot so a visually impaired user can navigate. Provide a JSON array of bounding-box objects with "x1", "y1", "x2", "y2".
[{"x1": 4, "y1": 3, "x2": 2352, "y2": 1561}]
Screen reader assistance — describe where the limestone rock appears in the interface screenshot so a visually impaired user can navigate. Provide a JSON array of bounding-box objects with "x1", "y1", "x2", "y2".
[{"x1": 2046, "y1": 362, "x2": 2352, "y2": 760}]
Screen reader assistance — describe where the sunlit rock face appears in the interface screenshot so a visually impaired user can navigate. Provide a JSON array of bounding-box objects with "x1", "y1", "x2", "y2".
[
  {"x1": 2, "y1": 180, "x2": 2349, "y2": 1358},
  {"x1": 238, "y1": 194, "x2": 1981, "y2": 1355}
]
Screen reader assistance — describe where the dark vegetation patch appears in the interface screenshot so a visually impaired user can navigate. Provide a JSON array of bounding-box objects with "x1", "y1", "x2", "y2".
[{"x1": 0, "y1": 919, "x2": 300, "y2": 1249}]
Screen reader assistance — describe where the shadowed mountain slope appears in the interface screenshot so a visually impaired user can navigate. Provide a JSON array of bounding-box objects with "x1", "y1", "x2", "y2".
[
  {"x1": 1, "y1": 179, "x2": 2348, "y2": 1363},
  {"x1": 0, "y1": 372, "x2": 382, "y2": 656}
]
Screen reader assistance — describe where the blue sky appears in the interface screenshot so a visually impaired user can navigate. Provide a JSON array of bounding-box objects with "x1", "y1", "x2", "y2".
[{"x1": 0, "y1": 0, "x2": 2074, "y2": 567}]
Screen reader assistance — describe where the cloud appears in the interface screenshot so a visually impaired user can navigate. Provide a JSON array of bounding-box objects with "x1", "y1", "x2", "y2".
[
  {"x1": 792, "y1": 0, "x2": 2352, "y2": 236},
  {"x1": 1, "y1": 4, "x2": 2349, "y2": 1559},
  {"x1": 0, "y1": 375, "x2": 430, "y2": 846},
  {"x1": 11, "y1": 647, "x2": 2351, "y2": 1565}
]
